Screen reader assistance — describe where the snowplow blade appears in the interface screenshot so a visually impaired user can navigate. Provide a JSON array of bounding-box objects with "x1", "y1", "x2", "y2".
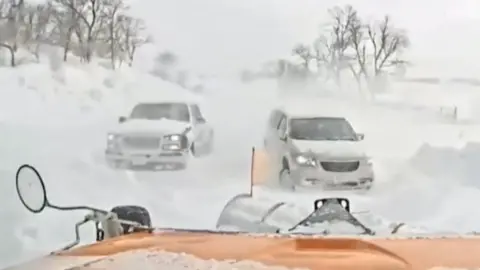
[{"x1": 216, "y1": 194, "x2": 306, "y2": 232}]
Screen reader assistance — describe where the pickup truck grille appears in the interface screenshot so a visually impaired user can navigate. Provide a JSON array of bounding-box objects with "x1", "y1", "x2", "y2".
[
  {"x1": 320, "y1": 161, "x2": 359, "y2": 172},
  {"x1": 123, "y1": 136, "x2": 160, "y2": 149}
]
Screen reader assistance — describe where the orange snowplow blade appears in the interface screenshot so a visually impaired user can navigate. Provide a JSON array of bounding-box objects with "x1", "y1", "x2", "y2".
[
  {"x1": 56, "y1": 231, "x2": 480, "y2": 270},
  {"x1": 251, "y1": 147, "x2": 270, "y2": 185}
]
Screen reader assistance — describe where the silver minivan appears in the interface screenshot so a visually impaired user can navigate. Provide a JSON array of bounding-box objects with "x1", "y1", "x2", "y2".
[{"x1": 263, "y1": 107, "x2": 374, "y2": 191}]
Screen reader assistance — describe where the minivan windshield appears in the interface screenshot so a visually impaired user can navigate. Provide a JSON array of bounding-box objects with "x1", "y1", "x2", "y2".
[
  {"x1": 289, "y1": 117, "x2": 357, "y2": 141},
  {"x1": 130, "y1": 103, "x2": 190, "y2": 122}
]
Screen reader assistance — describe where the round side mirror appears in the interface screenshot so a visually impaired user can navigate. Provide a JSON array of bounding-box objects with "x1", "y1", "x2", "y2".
[{"x1": 15, "y1": 164, "x2": 48, "y2": 213}]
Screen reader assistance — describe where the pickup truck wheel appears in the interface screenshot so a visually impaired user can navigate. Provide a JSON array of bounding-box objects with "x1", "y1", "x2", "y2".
[{"x1": 190, "y1": 143, "x2": 198, "y2": 157}]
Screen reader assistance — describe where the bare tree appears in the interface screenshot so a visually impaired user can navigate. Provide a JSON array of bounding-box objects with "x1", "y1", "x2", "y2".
[
  {"x1": 57, "y1": 0, "x2": 105, "y2": 62},
  {"x1": 366, "y1": 15, "x2": 409, "y2": 77},
  {"x1": 103, "y1": 0, "x2": 125, "y2": 69},
  {"x1": 20, "y1": 3, "x2": 54, "y2": 60},
  {"x1": 314, "y1": 5, "x2": 360, "y2": 87},
  {"x1": 81, "y1": 0, "x2": 104, "y2": 61},
  {"x1": 347, "y1": 13, "x2": 367, "y2": 90},
  {"x1": 51, "y1": 0, "x2": 84, "y2": 61},
  {"x1": 348, "y1": 15, "x2": 409, "y2": 93},
  {"x1": 0, "y1": 0, "x2": 151, "y2": 67},
  {"x1": 0, "y1": 0, "x2": 27, "y2": 66},
  {"x1": 291, "y1": 44, "x2": 311, "y2": 69},
  {"x1": 287, "y1": 4, "x2": 410, "y2": 96},
  {"x1": 118, "y1": 15, "x2": 150, "y2": 66}
]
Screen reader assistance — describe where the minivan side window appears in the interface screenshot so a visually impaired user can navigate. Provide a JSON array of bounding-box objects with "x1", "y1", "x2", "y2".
[{"x1": 277, "y1": 116, "x2": 287, "y2": 134}]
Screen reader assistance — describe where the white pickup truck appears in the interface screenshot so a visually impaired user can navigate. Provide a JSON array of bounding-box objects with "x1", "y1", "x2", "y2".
[{"x1": 105, "y1": 101, "x2": 214, "y2": 170}]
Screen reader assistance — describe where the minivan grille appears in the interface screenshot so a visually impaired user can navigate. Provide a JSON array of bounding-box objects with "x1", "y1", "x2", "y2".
[{"x1": 320, "y1": 161, "x2": 359, "y2": 172}]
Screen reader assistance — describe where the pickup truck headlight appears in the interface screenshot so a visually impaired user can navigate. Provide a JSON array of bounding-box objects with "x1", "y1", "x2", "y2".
[
  {"x1": 164, "y1": 134, "x2": 188, "y2": 149},
  {"x1": 162, "y1": 144, "x2": 181, "y2": 150},
  {"x1": 164, "y1": 134, "x2": 182, "y2": 141},
  {"x1": 106, "y1": 133, "x2": 121, "y2": 151},
  {"x1": 294, "y1": 154, "x2": 316, "y2": 166},
  {"x1": 108, "y1": 133, "x2": 122, "y2": 143},
  {"x1": 107, "y1": 133, "x2": 119, "y2": 141}
]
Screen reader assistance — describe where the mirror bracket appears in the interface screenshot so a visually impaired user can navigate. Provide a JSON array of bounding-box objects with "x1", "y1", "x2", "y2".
[
  {"x1": 52, "y1": 211, "x2": 126, "y2": 252},
  {"x1": 56, "y1": 218, "x2": 89, "y2": 252}
]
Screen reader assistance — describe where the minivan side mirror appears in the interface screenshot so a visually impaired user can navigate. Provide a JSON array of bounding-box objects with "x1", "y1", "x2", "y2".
[
  {"x1": 356, "y1": 133, "x2": 365, "y2": 140},
  {"x1": 196, "y1": 117, "x2": 206, "y2": 124},
  {"x1": 118, "y1": 116, "x2": 127, "y2": 123}
]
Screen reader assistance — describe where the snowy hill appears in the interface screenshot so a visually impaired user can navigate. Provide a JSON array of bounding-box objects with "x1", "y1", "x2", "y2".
[{"x1": 0, "y1": 58, "x2": 212, "y2": 266}]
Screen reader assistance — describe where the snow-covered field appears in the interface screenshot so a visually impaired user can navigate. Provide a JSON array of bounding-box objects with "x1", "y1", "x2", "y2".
[{"x1": 2, "y1": 0, "x2": 480, "y2": 269}]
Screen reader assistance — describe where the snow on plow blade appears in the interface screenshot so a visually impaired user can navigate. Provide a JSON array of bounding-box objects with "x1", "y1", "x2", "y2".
[{"x1": 216, "y1": 194, "x2": 305, "y2": 233}]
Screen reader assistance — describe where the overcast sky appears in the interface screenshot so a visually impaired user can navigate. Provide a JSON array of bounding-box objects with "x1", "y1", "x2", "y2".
[{"x1": 132, "y1": 0, "x2": 480, "y2": 75}]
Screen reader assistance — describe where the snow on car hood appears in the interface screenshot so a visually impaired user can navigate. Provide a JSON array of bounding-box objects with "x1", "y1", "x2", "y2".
[
  {"x1": 292, "y1": 140, "x2": 367, "y2": 158},
  {"x1": 112, "y1": 119, "x2": 190, "y2": 135}
]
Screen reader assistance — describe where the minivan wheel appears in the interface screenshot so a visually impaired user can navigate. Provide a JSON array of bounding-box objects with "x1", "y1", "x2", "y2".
[{"x1": 279, "y1": 167, "x2": 295, "y2": 191}]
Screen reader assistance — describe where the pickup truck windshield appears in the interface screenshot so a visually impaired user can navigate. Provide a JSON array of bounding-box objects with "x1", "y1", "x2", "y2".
[
  {"x1": 130, "y1": 103, "x2": 190, "y2": 122},
  {"x1": 289, "y1": 117, "x2": 357, "y2": 141}
]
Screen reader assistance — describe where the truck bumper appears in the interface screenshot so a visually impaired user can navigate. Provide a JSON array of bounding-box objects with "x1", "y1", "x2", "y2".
[{"x1": 105, "y1": 149, "x2": 190, "y2": 170}]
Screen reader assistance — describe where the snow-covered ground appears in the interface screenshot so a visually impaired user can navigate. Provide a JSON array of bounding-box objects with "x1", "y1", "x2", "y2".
[
  {"x1": 3, "y1": 61, "x2": 480, "y2": 268},
  {"x1": 2, "y1": 0, "x2": 480, "y2": 269}
]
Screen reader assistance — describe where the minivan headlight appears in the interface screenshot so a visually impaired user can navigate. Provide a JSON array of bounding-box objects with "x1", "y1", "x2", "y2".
[
  {"x1": 294, "y1": 154, "x2": 316, "y2": 166},
  {"x1": 360, "y1": 157, "x2": 373, "y2": 166},
  {"x1": 366, "y1": 158, "x2": 373, "y2": 166}
]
